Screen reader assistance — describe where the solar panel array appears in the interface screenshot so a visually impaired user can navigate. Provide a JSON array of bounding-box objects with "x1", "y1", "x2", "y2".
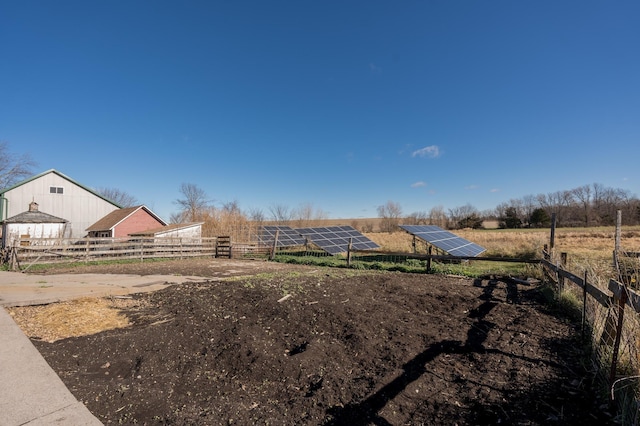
[
  {"x1": 258, "y1": 226, "x2": 306, "y2": 247},
  {"x1": 295, "y1": 225, "x2": 380, "y2": 255},
  {"x1": 399, "y1": 225, "x2": 486, "y2": 257}
]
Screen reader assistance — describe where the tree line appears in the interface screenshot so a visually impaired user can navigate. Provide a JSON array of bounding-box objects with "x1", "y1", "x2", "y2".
[{"x1": 2, "y1": 142, "x2": 638, "y2": 235}]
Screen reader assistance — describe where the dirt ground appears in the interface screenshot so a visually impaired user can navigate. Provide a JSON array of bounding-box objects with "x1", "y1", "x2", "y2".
[{"x1": 22, "y1": 259, "x2": 611, "y2": 425}]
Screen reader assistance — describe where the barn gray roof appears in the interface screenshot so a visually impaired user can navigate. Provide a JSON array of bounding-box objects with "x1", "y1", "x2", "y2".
[{"x1": 3, "y1": 209, "x2": 68, "y2": 224}]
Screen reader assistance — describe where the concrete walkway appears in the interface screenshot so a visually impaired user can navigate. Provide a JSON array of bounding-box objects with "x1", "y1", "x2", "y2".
[{"x1": 0, "y1": 271, "x2": 209, "y2": 426}]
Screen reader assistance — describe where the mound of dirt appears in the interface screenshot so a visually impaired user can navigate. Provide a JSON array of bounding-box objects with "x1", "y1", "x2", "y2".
[{"x1": 30, "y1": 265, "x2": 610, "y2": 425}]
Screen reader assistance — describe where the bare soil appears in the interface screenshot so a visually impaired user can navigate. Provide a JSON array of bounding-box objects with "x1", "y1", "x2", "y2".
[{"x1": 28, "y1": 259, "x2": 610, "y2": 425}]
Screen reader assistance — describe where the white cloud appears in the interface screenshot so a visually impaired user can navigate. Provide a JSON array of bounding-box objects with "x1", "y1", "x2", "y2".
[
  {"x1": 465, "y1": 185, "x2": 478, "y2": 190},
  {"x1": 411, "y1": 145, "x2": 440, "y2": 158},
  {"x1": 490, "y1": 188, "x2": 500, "y2": 193},
  {"x1": 411, "y1": 181, "x2": 427, "y2": 188}
]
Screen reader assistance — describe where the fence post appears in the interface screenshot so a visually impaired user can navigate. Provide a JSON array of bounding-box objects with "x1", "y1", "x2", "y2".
[
  {"x1": 609, "y1": 286, "x2": 628, "y2": 387},
  {"x1": 549, "y1": 213, "x2": 557, "y2": 261},
  {"x1": 347, "y1": 238, "x2": 353, "y2": 267},
  {"x1": 270, "y1": 230, "x2": 279, "y2": 261},
  {"x1": 426, "y1": 246, "x2": 432, "y2": 273},
  {"x1": 582, "y1": 270, "x2": 588, "y2": 340},
  {"x1": 559, "y1": 252, "x2": 567, "y2": 293}
]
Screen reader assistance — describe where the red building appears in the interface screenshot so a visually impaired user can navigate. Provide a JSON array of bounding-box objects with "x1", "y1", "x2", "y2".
[{"x1": 86, "y1": 206, "x2": 166, "y2": 238}]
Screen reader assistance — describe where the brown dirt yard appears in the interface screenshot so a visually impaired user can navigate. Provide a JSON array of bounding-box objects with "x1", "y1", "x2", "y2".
[{"x1": 13, "y1": 259, "x2": 611, "y2": 425}]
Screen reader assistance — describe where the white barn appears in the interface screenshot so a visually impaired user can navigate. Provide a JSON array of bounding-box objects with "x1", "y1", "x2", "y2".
[{"x1": 0, "y1": 169, "x2": 121, "y2": 240}]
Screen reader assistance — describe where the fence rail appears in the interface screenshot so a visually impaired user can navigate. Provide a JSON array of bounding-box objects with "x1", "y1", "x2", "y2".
[
  {"x1": 542, "y1": 255, "x2": 640, "y2": 424},
  {"x1": 5, "y1": 237, "x2": 228, "y2": 269}
]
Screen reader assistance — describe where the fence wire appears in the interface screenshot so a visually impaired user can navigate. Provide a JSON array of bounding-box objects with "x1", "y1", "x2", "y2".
[{"x1": 557, "y1": 256, "x2": 640, "y2": 425}]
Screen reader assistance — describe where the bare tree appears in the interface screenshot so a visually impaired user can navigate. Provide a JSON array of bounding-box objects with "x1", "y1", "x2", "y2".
[
  {"x1": 174, "y1": 183, "x2": 210, "y2": 222},
  {"x1": 0, "y1": 141, "x2": 36, "y2": 189},
  {"x1": 247, "y1": 207, "x2": 266, "y2": 224},
  {"x1": 95, "y1": 187, "x2": 139, "y2": 207},
  {"x1": 571, "y1": 185, "x2": 592, "y2": 227},
  {"x1": 269, "y1": 203, "x2": 292, "y2": 224},
  {"x1": 377, "y1": 201, "x2": 403, "y2": 233},
  {"x1": 448, "y1": 204, "x2": 478, "y2": 229},
  {"x1": 292, "y1": 202, "x2": 328, "y2": 227},
  {"x1": 428, "y1": 205, "x2": 448, "y2": 229},
  {"x1": 406, "y1": 211, "x2": 429, "y2": 225}
]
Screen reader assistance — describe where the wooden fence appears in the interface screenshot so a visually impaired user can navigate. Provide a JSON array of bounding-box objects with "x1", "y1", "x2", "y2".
[{"x1": 4, "y1": 237, "x2": 273, "y2": 270}]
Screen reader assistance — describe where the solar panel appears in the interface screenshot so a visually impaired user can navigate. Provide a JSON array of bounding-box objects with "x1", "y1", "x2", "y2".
[
  {"x1": 295, "y1": 225, "x2": 379, "y2": 255},
  {"x1": 258, "y1": 226, "x2": 306, "y2": 247},
  {"x1": 399, "y1": 225, "x2": 486, "y2": 257}
]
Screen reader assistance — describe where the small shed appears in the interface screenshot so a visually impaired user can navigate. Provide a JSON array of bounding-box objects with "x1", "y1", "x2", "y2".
[
  {"x1": 1, "y1": 201, "x2": 68, "y2": 247},
  {"x1": 129, "y1": 223, "x2": 204, "y2": 240},
  {"x1": 86, "y1": 205, "x2": 167, "y2": 238}
]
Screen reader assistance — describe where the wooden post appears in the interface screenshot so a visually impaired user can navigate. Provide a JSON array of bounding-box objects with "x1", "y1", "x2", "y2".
[
  {"x1": 559, "y1": 252, "x2": 567, "y2": 292},
  {"x1": 615, "y1": 210, "x2": 622, "y2": 254},
  {"x1": 426, "y1": 245, "x2": 432, "y2": 273},
  {"x1": 582, "y1": 270, "x2": 588, "y2": 340},
  {"x1": 347, "y1": 238, "x2": 353, "y2": 267},
  {"x1": 549, "y1": 213, "x2": 556, "y2": 261},
  {"x1": 270, "y1": 230, "x2": 279, "y2": 261},
  {"x1": 610, "y1": 287, "x2": 628, "y2": 387},
  {"x1": 412, "y1": 236, "x2": 416, "y2": 254}
]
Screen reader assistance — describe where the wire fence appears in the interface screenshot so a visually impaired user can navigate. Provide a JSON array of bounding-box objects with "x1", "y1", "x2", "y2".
[{"x1": 543, "y1": 250, "x2": 640, "y2": 425}]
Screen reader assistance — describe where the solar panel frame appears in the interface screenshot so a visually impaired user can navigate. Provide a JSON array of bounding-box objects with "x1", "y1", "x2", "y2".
[
  {"x1": 295, "y1": 226, "x2": 379, "y2": 254},
  {"x1": 258, "y1": 226, "x2": 306, "y2": 247},
  {"x1": 400, "y1": 225, "x2": 486, "y2": 257}
]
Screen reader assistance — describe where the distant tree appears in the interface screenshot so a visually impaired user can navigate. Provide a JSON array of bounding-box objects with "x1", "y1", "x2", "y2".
[
  {"x1": 500, "y1": 207, "x2": 522, "y2": 229},
  {"x1": 571, "y1": 185, "x2": 592, "y2": 227},
  {"x1": 428, "y1": 205, "x2": 448, "y2": 229},
  {"x1": 0, "y1": 141, "x2": 36, "y2": 189},
  {"x1": 406, "y1": 211, "x2": 429, "y2": 225},
  {"x1": 174, "y1": 183, "x2": 210, "y2": 222},
  {"x1": 458, "y1": 213, "x2": 484, "y2": 229},
  {"x1": 377, "y1": 201, "x2": 403, "y2": 233},
  {"x1": 529, "y1": 208, "x2": 551, "y2": 228},
  {"x1": 269, "y1": 203, "x2": 292, "y2": 224},
  {"x1": 448, "y1": 204, "x2": 478, "y2": 229},
  {"x1": 95, "y1": 187, "x2": 138, "y2": 207},
  {"x1": 293, "y1": 202, "x2": 328, "y2": 227},
  {"x1": 169, "y1": 211, "x2": 188, "y2": 224},
  {"x1": 247, "y1": 207, "x2": 266, "y2": 224}
]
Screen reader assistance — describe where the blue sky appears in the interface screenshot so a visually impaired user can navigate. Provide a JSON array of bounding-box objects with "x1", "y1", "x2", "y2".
[{"x1": 2, "y1": 1, "x2": 639, "y2": 221}]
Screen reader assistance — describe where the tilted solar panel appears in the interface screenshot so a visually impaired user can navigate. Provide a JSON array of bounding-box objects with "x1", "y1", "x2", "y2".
[
  {"x1": 399, "y1": 225, "x2": 485, "y2": 257},
  {"x1": 295, "y1": 226, "x2": 379, "y2": 255},
  {"x1": 258, "y1": 226, "x2": 306, "y2": 247}
]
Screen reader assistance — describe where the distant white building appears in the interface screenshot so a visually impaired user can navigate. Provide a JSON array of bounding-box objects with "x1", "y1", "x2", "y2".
[
  {"x1": 0, "y1": 169, "x2": 121, "y2": 239},
  {"x1": 1, "y1": 201, "x2": 68, "y2": 247},
  {"x1": 129, "y1": 222, "x2": 204, "y2": 240}
]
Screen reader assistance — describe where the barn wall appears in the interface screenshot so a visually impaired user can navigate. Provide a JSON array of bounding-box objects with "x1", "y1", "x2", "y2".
[
  {"x1": 114, "y1": 209, "x2": 165, "y2": 238},
  {"x1": 2, "y1": 172, "x2": 119, "y2": 238}
]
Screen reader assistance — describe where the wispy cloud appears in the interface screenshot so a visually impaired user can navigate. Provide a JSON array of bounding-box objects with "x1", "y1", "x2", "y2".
[
  {"x1": 465, "y1": 185, "x2": 478, "y2": 190},
  {"x1": 490, "y1": 188, "x2": 500, "y2": 193},
  {"x1": 411, "y1": 181, "x2": 426, "y2": 188},
  {"x1": 369, "y1": 63, "x2": 382, "y2": 73},
  {"x1": 411, "y1": 145, "x2": 440, "y2": 158}
]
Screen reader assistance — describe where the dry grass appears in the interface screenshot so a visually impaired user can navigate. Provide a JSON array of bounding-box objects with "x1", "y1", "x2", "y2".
[
  {"x1": 368, "y1": 226, "x2": 640, "y2": 259},
  {"x1": 367, "y1": 226, "x2": 640, "y2": 285},
  {"x1": 7, "y1": 297, "x2": 143, "y2": 342}
]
